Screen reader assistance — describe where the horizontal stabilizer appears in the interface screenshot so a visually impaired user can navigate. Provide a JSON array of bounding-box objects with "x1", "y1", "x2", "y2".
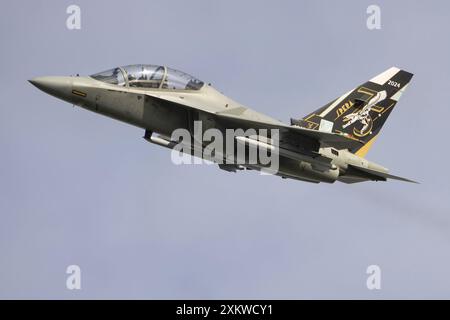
[{"x1": 347, "y1": 164, "x2": 418, "y2": 183}]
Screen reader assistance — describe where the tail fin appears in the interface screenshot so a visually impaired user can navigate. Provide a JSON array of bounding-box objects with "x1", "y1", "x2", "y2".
[{"x1": 291, "y1": 67, "x2": 413, "y2": 157}]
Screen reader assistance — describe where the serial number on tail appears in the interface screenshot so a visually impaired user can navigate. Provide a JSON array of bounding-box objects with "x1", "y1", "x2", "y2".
[{"x1": 388, "y1": 80, "x2": 401, "y2": 88}]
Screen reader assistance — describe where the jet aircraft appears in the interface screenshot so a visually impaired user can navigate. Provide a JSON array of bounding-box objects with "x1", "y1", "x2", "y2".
[{"x1": 29, "y1": 65, "x2": 416, "y2": 184}]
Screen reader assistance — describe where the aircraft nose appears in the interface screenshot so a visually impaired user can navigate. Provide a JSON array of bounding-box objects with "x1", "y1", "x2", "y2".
[{"x1": 29, "y1": 76, "x2": 73, "y2": 101}]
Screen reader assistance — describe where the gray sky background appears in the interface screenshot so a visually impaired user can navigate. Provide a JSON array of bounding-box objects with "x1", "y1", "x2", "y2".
[{"x1": 1, "y1": 0, "x2": 450, "y2": 299}]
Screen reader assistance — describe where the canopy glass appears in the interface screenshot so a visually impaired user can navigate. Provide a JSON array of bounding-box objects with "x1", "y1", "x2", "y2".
[{"x1": 91, "y1": 64, "x2": 204, "y2": 90}]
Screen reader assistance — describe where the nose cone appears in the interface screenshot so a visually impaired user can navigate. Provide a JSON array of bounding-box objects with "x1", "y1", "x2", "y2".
[{"x1": 29, "y1": 76, "x2": 73, "y2": 102}]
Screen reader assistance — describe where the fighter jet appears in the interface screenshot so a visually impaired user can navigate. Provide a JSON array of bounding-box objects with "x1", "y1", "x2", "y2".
[{"x1": 29, "y1": 65, "x2": 416, "y2": 184}]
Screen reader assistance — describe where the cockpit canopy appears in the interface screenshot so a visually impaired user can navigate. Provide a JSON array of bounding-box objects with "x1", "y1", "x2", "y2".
[{"x1": 90, "y1": 64, "x2": 204, "y2": 90}]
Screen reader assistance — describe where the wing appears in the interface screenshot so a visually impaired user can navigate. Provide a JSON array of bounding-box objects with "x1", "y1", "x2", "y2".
[{"x1": 144, "y1": 93, "x2": 362, "y2": 170}]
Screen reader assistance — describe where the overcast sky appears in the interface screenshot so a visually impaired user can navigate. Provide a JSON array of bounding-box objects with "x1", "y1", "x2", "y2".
[{"x1": 1, "y1": 0, "x2": 450, "y2": 299}]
